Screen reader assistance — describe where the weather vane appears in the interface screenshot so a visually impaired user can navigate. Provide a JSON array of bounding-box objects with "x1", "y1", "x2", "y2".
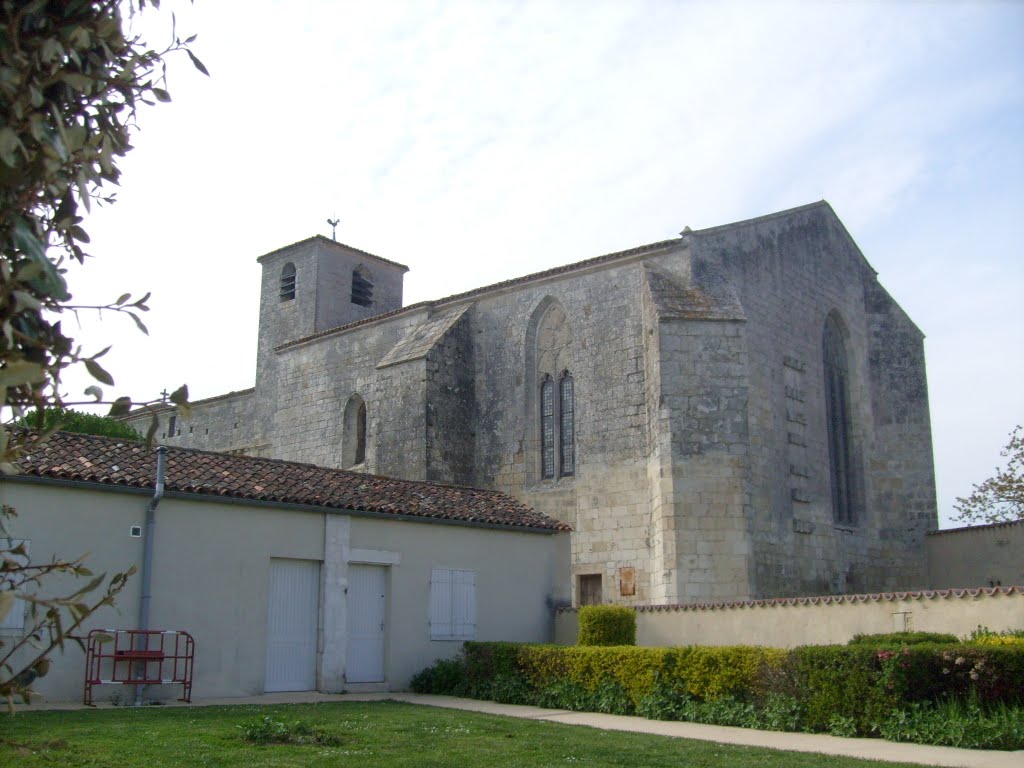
[{"x1": 327, "y1": 217, "x2": 340, "y2": 241}]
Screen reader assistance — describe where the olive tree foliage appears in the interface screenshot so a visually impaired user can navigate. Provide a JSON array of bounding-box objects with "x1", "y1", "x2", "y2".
[
  {"x1": 953, "y1": 426, "x2": 1024, "y2": 525},
  {"x1": 0, "y1": 0, "x2": 205, "y2": 707}
]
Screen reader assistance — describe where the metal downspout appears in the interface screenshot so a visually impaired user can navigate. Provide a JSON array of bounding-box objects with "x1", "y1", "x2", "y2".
[{"x1": 135, "y1": 446, "x2": 167, "y2": 706}]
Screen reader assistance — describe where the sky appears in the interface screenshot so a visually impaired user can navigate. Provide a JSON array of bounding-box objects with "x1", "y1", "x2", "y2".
[{"x1": 63, "y1": 1, "x2": 1023, "y2": 528}]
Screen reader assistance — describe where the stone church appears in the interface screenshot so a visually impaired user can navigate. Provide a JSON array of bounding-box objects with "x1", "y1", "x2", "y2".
[{"x1": 130, "y1": 201, "x2": 938, "y2": 606}]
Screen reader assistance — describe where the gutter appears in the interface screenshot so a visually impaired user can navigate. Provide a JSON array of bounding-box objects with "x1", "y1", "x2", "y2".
[{"x1": 135, "y1": 446, "x2": 166, "y2": 706}]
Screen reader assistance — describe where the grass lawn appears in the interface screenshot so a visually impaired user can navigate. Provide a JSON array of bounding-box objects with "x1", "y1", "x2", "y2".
[{"x1": 0, "y1": 700, "x2": 926, "y2": 768}]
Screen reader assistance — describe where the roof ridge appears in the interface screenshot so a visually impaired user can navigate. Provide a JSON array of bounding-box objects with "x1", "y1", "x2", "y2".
[
  {"x1": 256, "y1": 234, "x2": 409, "y2": 272},
  {"x1": 277, "y1": 236, "x2": 683, "y2": 351},
  {"x1": 692, "y1": 200, "x2": 832, "y2": 237}
]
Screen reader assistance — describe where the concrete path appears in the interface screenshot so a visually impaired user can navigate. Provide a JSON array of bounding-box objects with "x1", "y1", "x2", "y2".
[{"x1": 27, "y1": 690, "x2": 1024, "y2": 768}]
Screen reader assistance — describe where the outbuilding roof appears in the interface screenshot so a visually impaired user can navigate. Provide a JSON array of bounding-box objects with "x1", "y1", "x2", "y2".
[{"x1": 7, "y1": 432, "x2": 570, "y2": 533}]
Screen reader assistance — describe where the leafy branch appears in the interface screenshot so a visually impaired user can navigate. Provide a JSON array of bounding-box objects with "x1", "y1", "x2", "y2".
[
  {"x1": 0, "y1": 0, "x2": 202, "y2": 709},
  {"x1": 953, "y1": 425, "x2": 1024, "y2": 524},
  {"x1": 0, "y1": 505, "x2": 135, "y2": 709}
]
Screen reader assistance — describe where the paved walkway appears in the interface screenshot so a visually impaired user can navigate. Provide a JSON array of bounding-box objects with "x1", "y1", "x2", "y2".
[{"x1": 29, "y1": 690, "x2": 1024, "y2": 768}]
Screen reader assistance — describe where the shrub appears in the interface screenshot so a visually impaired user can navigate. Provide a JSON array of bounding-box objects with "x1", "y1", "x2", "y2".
[
  {"x1": 409, "y1": 656, "x2": 466, "y2": 695},
  {"x1": 577, "y1": 605, "x2": 636, "y2": 646},
  {"x1": 878, "y1": 697, "x2": 1024, "y2": 750},
  {"x1": 16, "y1": 407, "x2": 141, "y2": 440},
  {"x1": 921, "y1": 644, "x2": 1024, "y2": 705},
  {"x1": 848, "y1": 632, "x2": 958, "y2": 647},
  {"x1": 409, "y1": 639, "x2": 1024, "y2": 745},
  {"x1": 969, "y1": 626, "x2": 1024, "y2": 647},
  {"x1": 672, "y1": 645, "x2": 785, "y2": 701},
  {"x1": 462, "y1": 641, "x2": 523, "y2": 685},
  {"x1": 782, "y1": 645, "x2": 888, "y2": 733},
  {"x1": 514, "y1": 644, "x2": 784, "y2": 706},
  {"x1": 518, "y1": 645, "x2": 671, "y2": 705}
]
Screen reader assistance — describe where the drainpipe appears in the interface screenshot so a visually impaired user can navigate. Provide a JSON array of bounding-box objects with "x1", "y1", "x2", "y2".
[{"x1": 135, "y1": 446, "x2": 167, "y2": 706}]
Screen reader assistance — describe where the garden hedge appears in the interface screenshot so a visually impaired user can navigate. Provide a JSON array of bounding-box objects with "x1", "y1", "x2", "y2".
[
  {"x1": 410, "y1": 640, "x2": 1024, "y2": 738},
  {"x1": 847, "y1": 632, "x2": 958, "y2": 647}
]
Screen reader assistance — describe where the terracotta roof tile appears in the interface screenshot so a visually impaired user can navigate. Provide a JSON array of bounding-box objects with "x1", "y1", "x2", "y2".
[
  {"x1": 557, "y1": 585, "x2": 1024, "y2": 613},
  {"x1": 9, "y1": 432, "x2": 570, "y2": 533}
]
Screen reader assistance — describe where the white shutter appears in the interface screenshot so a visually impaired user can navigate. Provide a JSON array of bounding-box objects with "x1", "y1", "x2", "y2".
[
  {"x1": 430, "y1": 567, "x2": 452, "y2": 639},
  {"x1": 0, "y1": 539, "x2": 29, "y2": 633},
  {"x1": 430, "y1": 567, "x2": 476, "y2": 641},
  {"x1": 452, "y1": 570, "x2": 476, "y2": 640}
]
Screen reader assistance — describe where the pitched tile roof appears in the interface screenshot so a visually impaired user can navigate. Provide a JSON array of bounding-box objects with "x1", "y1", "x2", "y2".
[{"x1": 8, "y1": 432, "x2": 570, "y2": 533}]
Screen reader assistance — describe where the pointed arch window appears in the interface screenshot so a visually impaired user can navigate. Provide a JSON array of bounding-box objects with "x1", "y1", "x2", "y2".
[
  {"x1": 539, "y1": 371, "x2": 575, "y2": 480},
  {"x1": 280, "y1": 262, "x2": 296, "y2": 301},
  {"x1": 559, "y1": 371, "x2": 575, "y2": 476},
  {"x1": 540, "y1": 376, "x2": 555, "y2": 479},
  {"x1": 527, "y1": 298, "x2": 576, "y2": 483},
  {"x1": 343, "y1": 394, "x2": 367, "y2": 468},
  {"x1": 823, "y1": 314, "x2": 855, "y2": 525}
]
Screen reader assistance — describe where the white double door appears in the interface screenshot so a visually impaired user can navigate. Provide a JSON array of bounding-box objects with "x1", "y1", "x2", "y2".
[{"x1": 264, "y1": 559, "x2": 388, "y2": 690}]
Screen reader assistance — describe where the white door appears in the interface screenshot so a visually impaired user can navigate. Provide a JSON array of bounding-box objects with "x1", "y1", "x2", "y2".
[
  {"x1": 346, "y1": 564, "x2": 387, "y2": 683},
  {"x1": 265, "y1": 558, "x2": 320, "y2": 692}
]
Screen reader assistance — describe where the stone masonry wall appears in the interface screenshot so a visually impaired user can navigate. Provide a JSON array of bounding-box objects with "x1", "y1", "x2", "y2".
[
  {"x1": 124, "y1": 390, "x2": 266, "y2": 456},
  {"x1": 465, "y1": 253, "x2": 681, "y2": 605},
  {"x1": 658, "y1": 318, "x2": 754, "y2": 602},
  {"x1": 693, "y1": 204, "x2": 937, "y2": 598},
  {"x1": 269, "y1": 310, "x2": 430, "y2": 476},
  {"x1": 863, "y1": 277, "x2": 938, "y2": 588},
  {"x1": 425, "y1": 313, "x2": 475, "y2": 485}
]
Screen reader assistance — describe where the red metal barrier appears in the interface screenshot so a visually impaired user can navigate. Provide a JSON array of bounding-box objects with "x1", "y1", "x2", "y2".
[{"x1": 83, "y1": 629, "x2": 194, "y2": 705}]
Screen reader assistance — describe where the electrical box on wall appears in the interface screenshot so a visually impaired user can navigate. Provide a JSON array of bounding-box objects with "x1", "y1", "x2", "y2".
[{"x1": 130, "y1": 525, "x2": 142, "y2": 538}]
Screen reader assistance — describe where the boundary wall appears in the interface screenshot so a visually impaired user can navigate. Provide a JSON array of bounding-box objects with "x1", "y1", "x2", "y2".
[
  {"x1": 554, "y1": 587, "x2": 1024, "y2": 647},
  {"x1": 926, "y1": 521, "x2": 1024, "y2": 589}
]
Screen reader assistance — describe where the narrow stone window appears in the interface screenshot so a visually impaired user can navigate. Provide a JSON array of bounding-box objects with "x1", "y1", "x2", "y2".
[
  {"x1": 559, "y1": 371, "x2": 575, "y2": 476},
  {"x1": 540, "y1": 376, "x2": 555, "y2": 479},
  {"x1": 351, "y1": 269, "x2": 373, "y2": 307},
  {"x1": 823, "y1": 314, "x2": 855, "y2": 525},
  {"x1": 355, "y1": 400, "x2": 366, "y2": 465},
  {"x1": 280, "y1": 262, "x2": 296, "y2": 301},
  {"x1": 343, "y1": 393, "x2": 367, "y2": 468}
]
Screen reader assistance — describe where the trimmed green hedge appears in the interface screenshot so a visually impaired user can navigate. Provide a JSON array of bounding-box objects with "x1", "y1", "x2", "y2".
[
  {"x1": 848, "y1": 632, "x2": 958, "y2": 647},
  {"x1": 410, "y1": 640, "x2": 1024, "y2": 743},
  {"x1": 577, "y1": 605, "x2": 636, "y2": 646}
]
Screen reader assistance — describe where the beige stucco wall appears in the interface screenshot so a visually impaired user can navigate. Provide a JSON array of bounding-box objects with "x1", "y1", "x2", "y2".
[
  {"x1": 926, "y1": 522, "x2": 1024, "y2": 589},
  {"x1": 554, "y1": 588, "x2": 1024, "y2": 647},
  {"x1": 1, "y1": 480, "x2": 567, "y2": 702},
  {"x1": 349, "y1": 516, "x2": 569, "y2": 689}
]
